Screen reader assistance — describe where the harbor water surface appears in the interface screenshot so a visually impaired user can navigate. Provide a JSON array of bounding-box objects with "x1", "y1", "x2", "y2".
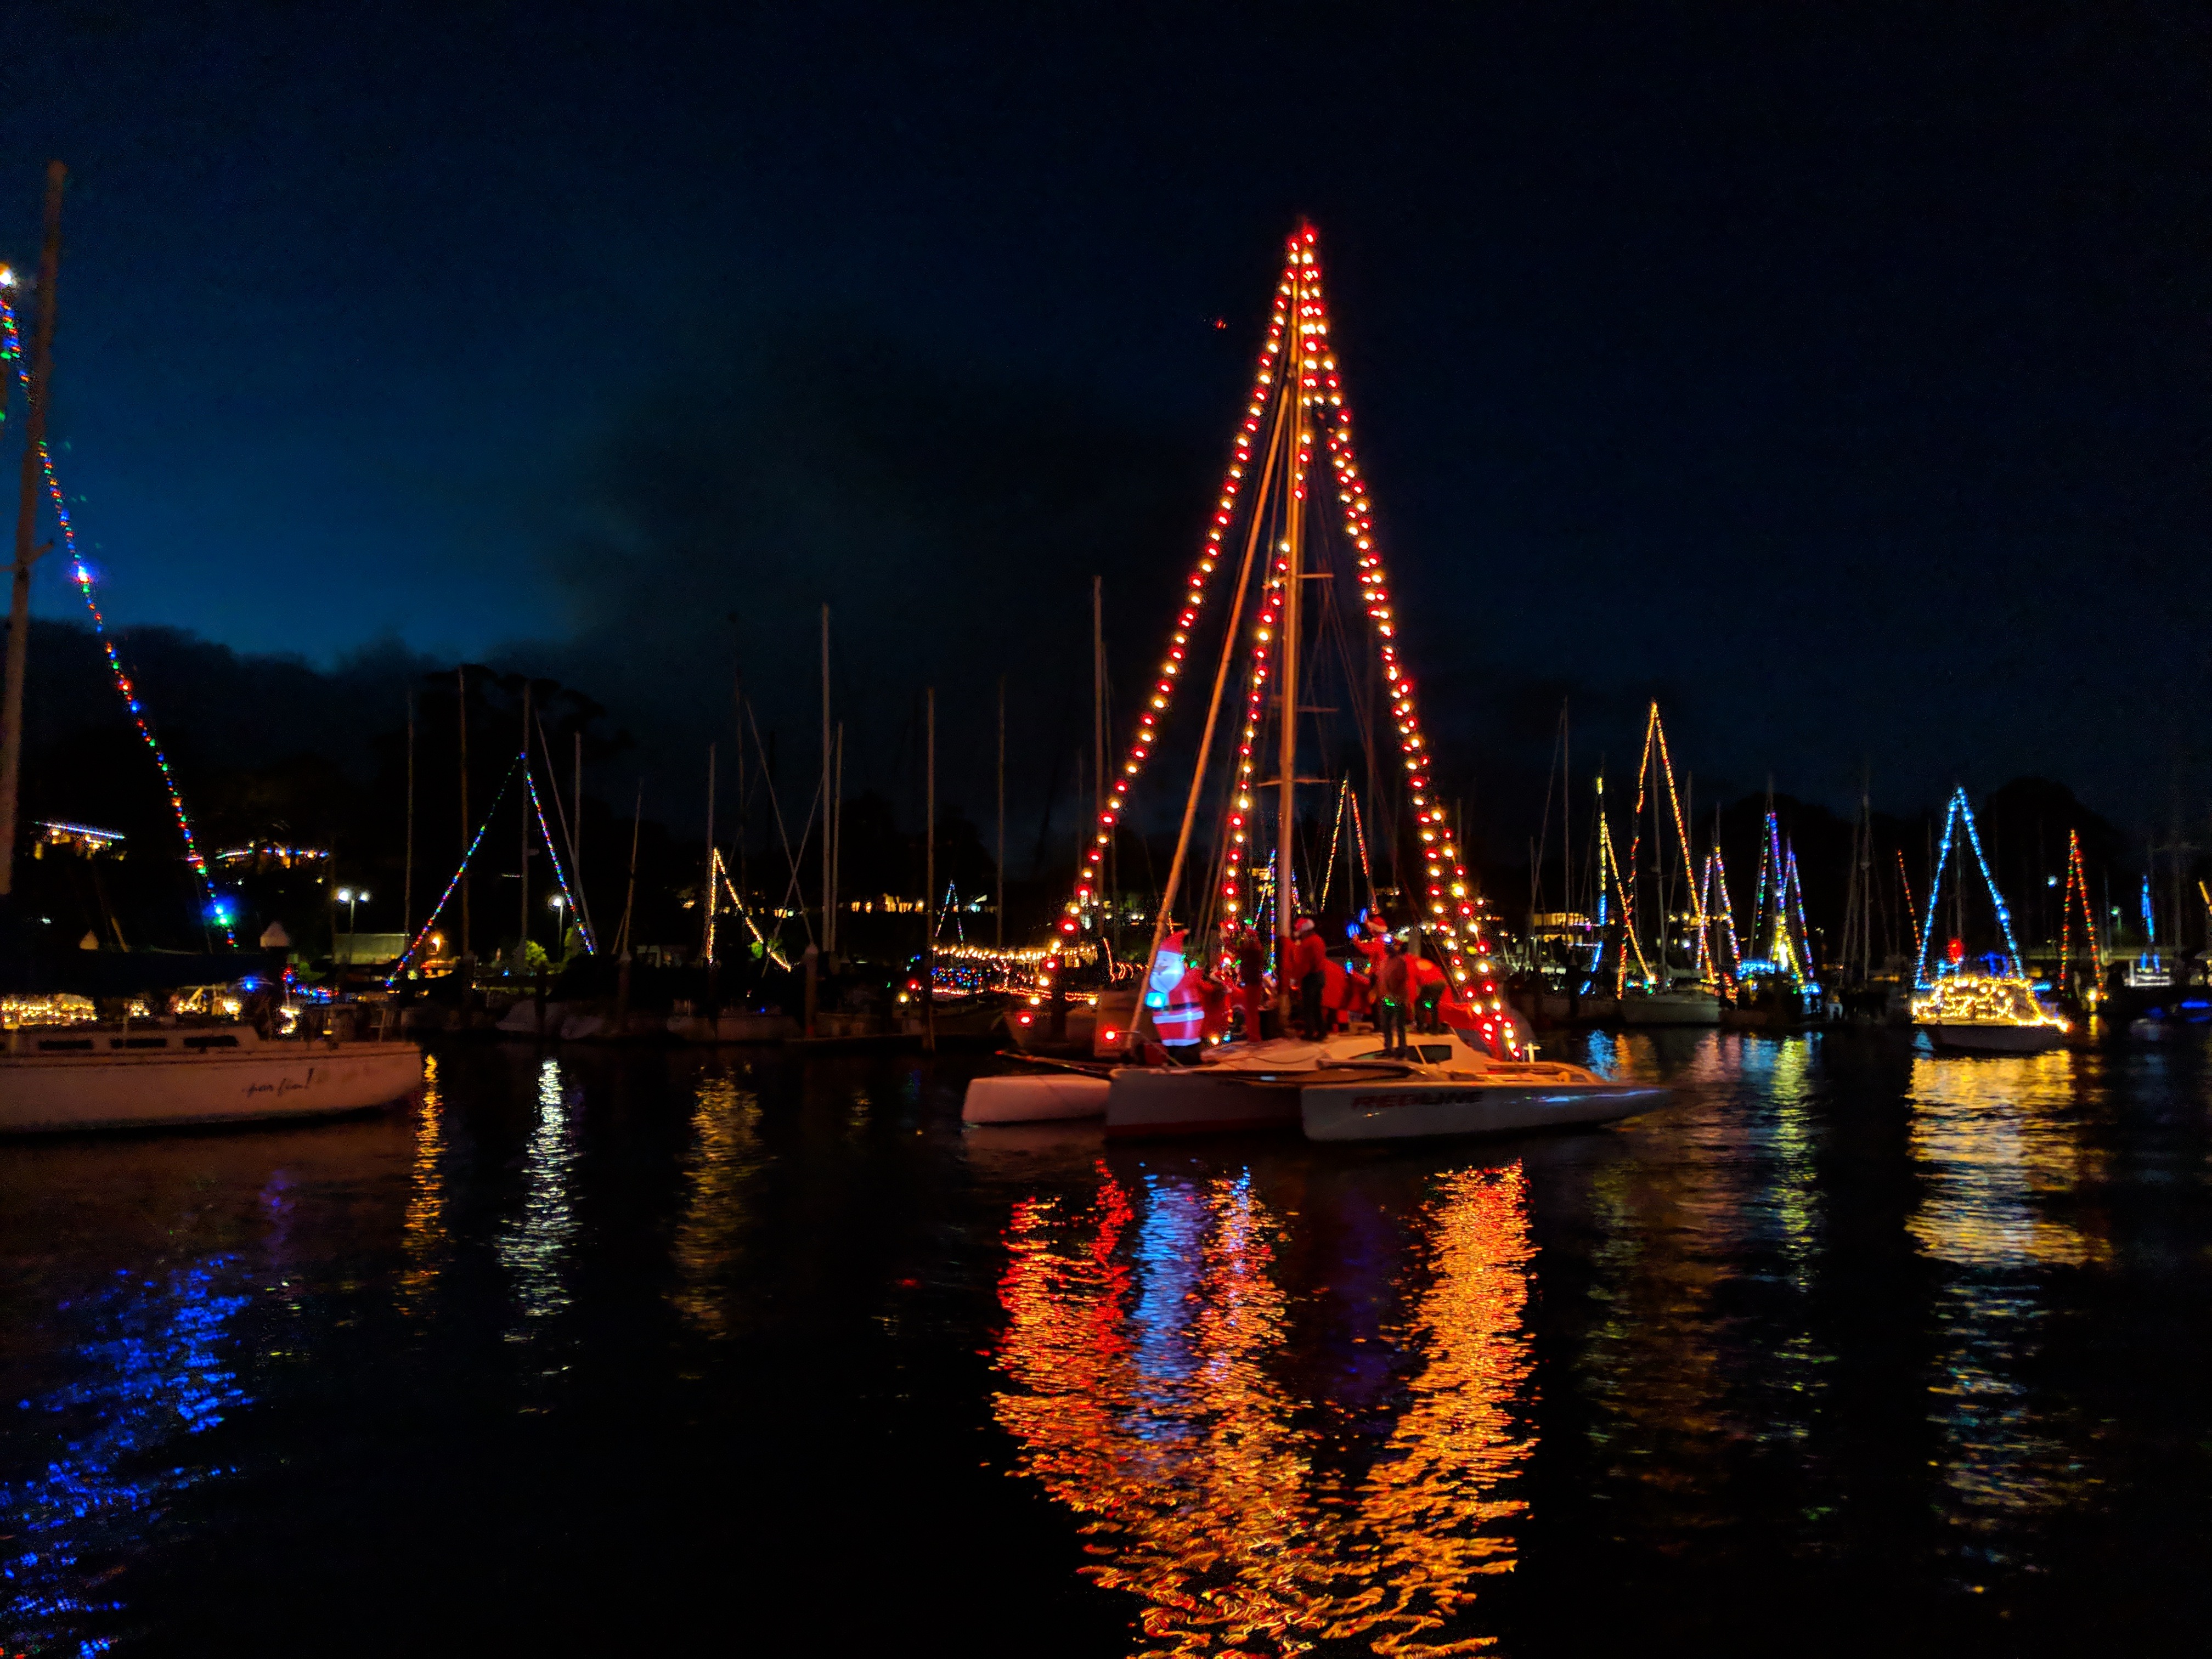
[{"x1": 5, "y1": 1030, "x2": 2210, "y2": 1655}]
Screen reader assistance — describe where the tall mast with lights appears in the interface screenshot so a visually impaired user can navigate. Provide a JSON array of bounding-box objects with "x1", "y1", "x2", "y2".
[{"x1": 0, "y1": 162, "x2": 64, "y2": 901}]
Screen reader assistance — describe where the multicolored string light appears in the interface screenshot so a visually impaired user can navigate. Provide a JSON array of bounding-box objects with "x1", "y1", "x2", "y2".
[
  {"x1": 0, "y1": 286, "x2": 234, "y2": 945},
  {"x1": 1617, "y1": 702, "x2": 1710, "y2": 985},
  {"x1": 1696, "y1": 846, "x2": 1741, "y2": 985},
  {"x1": 525, "y1": 767, "x2": 592, "y2": 953},
  {"x1": 390, "y1": 759, "x2": 520, "y2": 977},
  {"x1": 2058, "y1": 828, "x2": 2100, "y2": 991}
]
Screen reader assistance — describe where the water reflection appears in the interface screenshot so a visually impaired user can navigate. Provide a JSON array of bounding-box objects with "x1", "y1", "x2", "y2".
[
  {"x1": 499, "y1": 1057, "x2": 582, "y2": 1346},
  {"x1": 670, "y1": 1066, "x2": 768, "y2": 1338},
  {"x1": 2, "y1": 1261, "x2": 250, "y2": 1655},
  {"x1": 1908, "y1": 1051, "x2": 2103, "y2": 1565},
  {"x1": 992, "y1": 1161, "x2": 1533, "y2": 1655},
  {"x1": 398, "y1": 1054, "x2": 452, "y2": 1319}
]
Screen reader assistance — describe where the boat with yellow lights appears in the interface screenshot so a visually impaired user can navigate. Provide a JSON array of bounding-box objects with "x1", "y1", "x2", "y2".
[
  {"x1": 1906, "y1": 788, "x2": 2069, "y2": 1054},
  {"x1": 1911, "y1": 974, "x2": 2069, "y2": 1054}
]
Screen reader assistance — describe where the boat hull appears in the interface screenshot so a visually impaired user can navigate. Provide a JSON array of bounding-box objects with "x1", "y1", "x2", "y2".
[
  {"x1": 1618, "y1": 991, "x2": 1723, "y2": 1026},
  {"x1": 1302, "y1": 1077, "x2": 1669, "y2": 1142},
  {"x1": 669, "y1": 1012, "x2": 802, "y2": 1043},
  {"x1": 1103, "y1": 1065, "x2": 1302, "y2": 1138},
  {"x1": 1922, "y1": 1023, "x2": 2068, "y2": 1054},
  {"x1": 0, "y1": 1040, "x2": 424, "y2": 1134},
  {"x1": 962, "y1": 1073, "x2": 1110, "y2": 1124}
]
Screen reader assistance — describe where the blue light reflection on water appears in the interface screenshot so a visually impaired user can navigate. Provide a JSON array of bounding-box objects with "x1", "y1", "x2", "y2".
[
  {"x1": 3, "y1": 1034, "x2": 2210, "y2": 1655},
  {"x1": 3, "y1": 1260, "x2": 250, "y2": 1655}
]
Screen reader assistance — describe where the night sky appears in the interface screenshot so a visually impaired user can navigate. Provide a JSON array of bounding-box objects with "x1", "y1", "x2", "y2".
[{"x1": 4, "y1": 4, "x2": 2205, "y2": 852}]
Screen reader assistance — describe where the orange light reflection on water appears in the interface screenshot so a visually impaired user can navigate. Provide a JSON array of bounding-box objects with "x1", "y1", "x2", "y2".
[
  {"x1": 670, "y1": 1067, "x2": 768, "y2": 1339},
  {"x1": 397, "y1": 1053, "x2": 448, "y2": 1318},
  {"x1": 994, "y1": 1163, "x2": 1533, "y2": 1656}
]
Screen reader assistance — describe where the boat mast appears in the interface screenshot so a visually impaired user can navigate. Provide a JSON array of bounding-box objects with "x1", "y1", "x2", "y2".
[
  {"x1": 518, "y1": 679, "x2": 532, "y2": 973},
  {"x1": 820, "y1": 604, "x2": 832, "y2": 961},
  {"x1": 0, "y1": 161, "x2": 64, "y2": 901},
  {"x1": 924, "y1": 685, "x2": 936, "y2": 1053},
  {"x1": 995, "y1": 674, "x2": 1005, "y2": 949},
  {"x1": 702, "y1": 740, "x2": 715, "y2": 965},
  {"x1": 403, "y1": 687, "x2": 415, "y2": 941},
  {"x1": 1275, "y1": 309, "x2": 1306, "y2": 985},
  {"x1": 457, "y1": 665, "x2": 471, "y2": 958},
  {"x1": 1132, "y1": 392, "x2": 1284, "y2": 1039},
  {"x1": 1093, "y1": 575, "x2": 1107, "y2": 944}
]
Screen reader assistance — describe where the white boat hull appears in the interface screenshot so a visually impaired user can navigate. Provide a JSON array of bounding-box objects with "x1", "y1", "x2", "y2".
[
  {"x1": 0, "y1": 1039, "x2": 424, "y2": 1133},
  {"x1": 962, "y1": 1073, "x2": 1110, "y2": 1124},
  {"x1": 1922, "y1": 1023, "x2": 2068, "y2": 1054},
  {"x1": 1302, "y1": 1073, "x2": 1671, "y2": 1142},
  {"x1": 1103, "y1": 1065, "x2": 1302, "y2": 1138}
]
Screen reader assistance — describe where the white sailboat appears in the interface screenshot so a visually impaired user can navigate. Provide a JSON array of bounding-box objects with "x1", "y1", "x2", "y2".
[
  {"x1": 1602, "y1": 704, "x2": 1722, "y2": 1025},
  {"x1": 2, "y1": 1023, "x2": 421, "y2": 1133},
  {"x1": 1909, "y1": 788, "x2": 2069, "y2": 1054},
  {"x1": 0, "y1": 178, "x2": 422, "y2": 1133},
  {"x1": 1007, "y1": 224, "x2": 1666, "y2": 1143}
]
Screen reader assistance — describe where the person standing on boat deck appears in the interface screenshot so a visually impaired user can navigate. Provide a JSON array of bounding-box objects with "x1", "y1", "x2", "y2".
[
  {"x1": 1234, "y1": 933, "x2": 1268, "y2": 1041},
  {"x1": 1412, "y1": 951, "x2": 1447, "y2": 1034},
  {"x1": 1375, "y1": 939, "x2": 1413, "y2": 1056},
  {"x1": 1288, "y1": 917, "x2": 1329, "y2": 1040}
]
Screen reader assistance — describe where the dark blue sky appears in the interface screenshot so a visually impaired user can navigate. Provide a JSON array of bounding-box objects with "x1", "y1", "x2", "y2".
[{"x1": 4, "y1": 2, "x2": 2205, "y2": 843}]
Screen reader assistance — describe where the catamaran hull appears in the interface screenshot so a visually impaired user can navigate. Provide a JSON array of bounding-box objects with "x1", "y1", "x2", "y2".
[
  {"x1": 1103, "y1": 1066, "x2": 1302, "y2": 1138},
  {"x1": 1302, "y1": 1080, "x2": 1671, "y2": 1142},
  {"x1": 1921, "y1": 1023, "x2": 2068, "y2": 1054},
  {"x1": 0, "y1": 1042, "x2": 424, "y2": 1134},
  {"x1": 962, "y1": 1073, "x2": 1110, "y2": 1124}
]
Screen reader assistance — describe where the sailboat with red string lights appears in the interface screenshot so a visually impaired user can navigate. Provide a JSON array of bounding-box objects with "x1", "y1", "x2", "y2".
[{"x1": 988, "y1": 224, "x2": 1666, "y2": 1140}]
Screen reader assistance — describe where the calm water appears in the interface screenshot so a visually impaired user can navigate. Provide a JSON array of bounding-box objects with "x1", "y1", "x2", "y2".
[{"x1": 5, "y1": 1029, "x2": 2210, "y2": 1655}]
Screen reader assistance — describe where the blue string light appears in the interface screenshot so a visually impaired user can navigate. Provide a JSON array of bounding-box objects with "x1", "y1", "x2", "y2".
[{"x1": 1917, "y1": 787, "x2": 2023, "y2": 984}]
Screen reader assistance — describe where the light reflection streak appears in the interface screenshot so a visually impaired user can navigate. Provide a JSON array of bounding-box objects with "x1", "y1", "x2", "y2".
[
  {"x1": 398, "y1": 1054, "x2": 450, "y2": 1319},
  {"x1": 993, "y1": 1163, "x2": 1533, "y2": 1655},
  {"x1": 1908, "y1": 1051, "x2": 2102, "y2": 1558},
  {"x1": 499, "y1": 1057, "x2": 580, "y2": 1342},
  {"x1": 1, "y1": 1262, "x2": 250, "y2": 1656},
  {"x1": 670, "y1": 1067, "x2": 767, "y2": 1338}
]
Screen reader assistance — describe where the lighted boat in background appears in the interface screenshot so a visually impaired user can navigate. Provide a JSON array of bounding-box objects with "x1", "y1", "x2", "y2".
[
  {"x1": 1911, "y1": 974, "x2": 2068, "y2": 1053},
  {"x1": 1908, "y1": 786, "x2": 2069, "y2": 1054},
  {"x1": 1616, "y1": 979, "x2": 1724, "y2": 1026}
]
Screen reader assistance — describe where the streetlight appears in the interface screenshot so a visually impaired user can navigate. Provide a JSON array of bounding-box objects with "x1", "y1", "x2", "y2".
[{"x1": 336, "y1": 888, "x2": 369, "y2": 964}]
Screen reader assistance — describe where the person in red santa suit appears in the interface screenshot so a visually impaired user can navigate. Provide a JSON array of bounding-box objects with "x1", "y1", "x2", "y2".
[
  {"x1": 1286, "y1": 916, "x2": 1330, "y2": 1040},
  {"x1": 1412, "y1": 949, "x2": 1448, "y2": 1034}
]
